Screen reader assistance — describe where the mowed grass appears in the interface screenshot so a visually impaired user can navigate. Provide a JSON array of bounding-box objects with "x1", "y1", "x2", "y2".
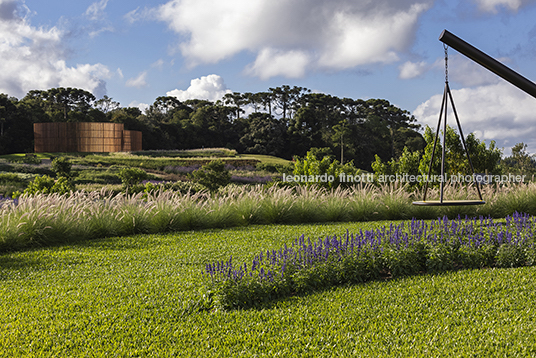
[
  {"x1": 238, "y1": 153, "x2": 292, "y2": 166},
  {"x1": 1, "y1": 221, "x2": 536, "y2": 357}
]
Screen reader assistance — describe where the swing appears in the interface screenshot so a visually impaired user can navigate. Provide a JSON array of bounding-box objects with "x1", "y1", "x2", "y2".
[{"x1": 412, "y1": 45, "x2": 485, "y2": 206}]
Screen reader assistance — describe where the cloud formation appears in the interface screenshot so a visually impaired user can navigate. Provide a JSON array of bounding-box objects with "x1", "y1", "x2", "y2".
[
  {"x1": 245, "y1": 49, "x2": 309, "y2": 80},
  {"x1": 85, "y1": 0, "x2": 108, "y2": 21},
  {"x1": 126, "y1": 72, "x2": 148, "y2": 88},
  {"x1": 155, "y1": 0, "x2": 432, "y2": 79},
  {"x1": 473, "y1": 0, "x2": 534, "y2": 13},
  {"x1": 399, "y1": 61, "x2": 429, "y2": 79},
  {"x1": 0, "y1": 0, "x2": 110, "y2": 98},
  {"x1": 167, "y1": 74, "x2": 232, "y2": 102},
  {"x1": 414, "y1": 82, "x2": 536, "y2": 153}
]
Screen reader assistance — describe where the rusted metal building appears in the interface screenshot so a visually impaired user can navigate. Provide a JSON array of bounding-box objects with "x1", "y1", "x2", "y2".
[{"x1": 34, "y1": 122, "x2": 142, "y2": 153}]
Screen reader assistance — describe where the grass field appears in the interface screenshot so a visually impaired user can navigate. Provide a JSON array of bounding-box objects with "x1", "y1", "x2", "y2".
[
  {"x1": 238, "y1": 153, "x2": 292, "y2": 166},
  {"x1": 1, "y1": 221, "x2": 535, "y2": 357}
]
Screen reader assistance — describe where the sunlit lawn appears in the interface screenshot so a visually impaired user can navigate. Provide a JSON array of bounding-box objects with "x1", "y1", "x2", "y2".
[{"x1": 1, "y1": 221, "x2": 535, "y2": 357}]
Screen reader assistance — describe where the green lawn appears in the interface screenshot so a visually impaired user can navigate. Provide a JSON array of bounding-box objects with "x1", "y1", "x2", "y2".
[
  {"x1": 239, "y1": 153, "x2": 292, "y2": 166},
  {"x1": 1, "y1": 221, "x2": 535, "y2": 357}
]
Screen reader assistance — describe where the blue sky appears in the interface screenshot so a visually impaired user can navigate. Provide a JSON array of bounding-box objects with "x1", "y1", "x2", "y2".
[{"x1": 1, "y1": 0, "x2": 536, "y2": 154}]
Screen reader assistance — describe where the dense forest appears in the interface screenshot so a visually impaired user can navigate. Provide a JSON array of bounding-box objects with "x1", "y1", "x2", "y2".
[{"x1": 0, "y1": 86, "x2": 426, "y2": 170}]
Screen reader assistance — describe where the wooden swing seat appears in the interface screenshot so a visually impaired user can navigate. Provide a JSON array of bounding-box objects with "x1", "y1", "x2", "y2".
[{"x1": 412, "y1": 200, "x2": 485, "y2": 206}]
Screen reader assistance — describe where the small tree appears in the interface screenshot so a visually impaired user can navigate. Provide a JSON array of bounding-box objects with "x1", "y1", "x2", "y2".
[
  {"x1": 118, "y1": 168, "x2": 148, "y2": 192},
  {"x1": 51, "y1": 156, "x2": 72, "y2": 178},
  {"x1": 502, "y1": 142, "x2": 536, "y2": 177},
  {"x1": 293, "y1": 148, "x2": 361, "y2": 188},
  {"x1": 189, "y1": 160, "x2": 231, "y2": 193}
]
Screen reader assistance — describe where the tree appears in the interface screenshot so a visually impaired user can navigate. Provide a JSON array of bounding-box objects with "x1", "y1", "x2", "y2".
[
  {"x1": 363, "y1": 99, "x2": 421, "y2": 159},
  {"x1": 331, "y1": 121, "x2": 352, "y2": 164},
  {"x1": 293, "y1": 148, "x2": 361, "y2": 188},
  {"x1": 22, "y1": 87, "x2": 97, "y2": 122},
  {"x1": 239, "y1": 113, "x2": 286, "y2": 156},
  {"x1": 189, "y1": 160, "x2": 231, "y2": 193},
  {"x1": 146, "y1": 96, "x2": 187, "y2": 123},
  {"x1": 221, "y1": 92, "x2": 246, "y2": 121},
  {"x1": 269, "y1": 85, "x2": 310, "y2": 120},
  {"x1": 287, "y1": 106, "x2": 324, "y2": 158},
  {"x1": 95, "y1": 95, "x2": 120, "y2": 114},
  {"x1": 418, "y1": 126, "x2": 442, "y2": 178},
  {"x1": 372, "y1": 147, "x2": 421, "y2": 186},
  {"x1": 0, "y1": 94, "x2": 34, "y2": 154},
  {"x1": 188, "y1": 103, "x2": 236, "y2": 148},
  {"x1": 502, "y1": 142, "x2": 536, "y2": 176},
  {"x1": 418, "y1": 125, "x2": 502, "y2": 180},
  {"x1": 243, "y1": 92, "x2": 263, "y2": 113}
]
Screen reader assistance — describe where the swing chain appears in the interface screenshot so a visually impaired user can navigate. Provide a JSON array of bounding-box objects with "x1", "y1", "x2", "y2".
[{"x1": 444, "y1": 44, "x2": 449, "y2": 83}]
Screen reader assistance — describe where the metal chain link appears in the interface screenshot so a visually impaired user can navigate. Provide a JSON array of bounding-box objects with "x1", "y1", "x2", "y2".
[{"x1": 444, "y1": 44, "x2": 449, "y2": 82}]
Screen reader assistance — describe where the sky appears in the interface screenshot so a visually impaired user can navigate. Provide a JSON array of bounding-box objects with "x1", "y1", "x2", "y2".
[{"x1": 1, "y1": 0, "x2": 536, "y2": 155}]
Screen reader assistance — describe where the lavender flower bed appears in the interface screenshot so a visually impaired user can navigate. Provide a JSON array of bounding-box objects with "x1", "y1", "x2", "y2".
[
  {"x1": 163, "y1": 165, "x2": 201, "y2": 174},
  {"x1": 204, "y1": 212, "x2": 536, "y2": 309}
]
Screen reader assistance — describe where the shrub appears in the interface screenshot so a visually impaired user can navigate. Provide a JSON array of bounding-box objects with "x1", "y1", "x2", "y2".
[
  {"x1": 13, "y1": 175, "x2": 75, "y2": 198},
  {"x1": 51, "y1": 177, "x2": 76, "y2": 195},
  {"x1": 0, "y1": 173, "x2": 25, "y2": 183},
  {"x1": 293, "y1": 148, "x2": 361, "y2": 188},
  {"x1": 189, "y1": 160, "x2": 231, "y2": 193},
  {"x1": 8, "y1": 155, "x2": 41, "y2": 165},
  {"x1": 118, "y1": 167, "x2": 148, "y2": 192},
  {"x1": 20, "y1": 175, "x2": 55, "y2": 196},
  {"x1": 51, "y1": 157, "x2": 73, "y2": 178}
]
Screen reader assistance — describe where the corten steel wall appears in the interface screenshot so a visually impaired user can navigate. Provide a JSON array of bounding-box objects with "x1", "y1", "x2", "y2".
[
  {"x1": 34, "y1": 122, "x2": 142, "y2": 153},
  {"x1": 122, "y1": 130, "x2": 143, "y2": 152}
]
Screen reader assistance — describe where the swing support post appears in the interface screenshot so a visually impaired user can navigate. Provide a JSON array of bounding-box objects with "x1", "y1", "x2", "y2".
[{"x1": 439, "y1": 30, "x2": 536, "y2": 99}]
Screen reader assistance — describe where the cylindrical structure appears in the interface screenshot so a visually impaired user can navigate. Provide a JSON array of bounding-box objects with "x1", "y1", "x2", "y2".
[
  {"x1": 439, "y1": 29, "x2": 536, "y2": 99},
  {"x1": 34, "y1": 122, "x2": 141, "y2": 153},
  {"x1": 122, "y1": 130, "x2": 143, "y2": 152}
]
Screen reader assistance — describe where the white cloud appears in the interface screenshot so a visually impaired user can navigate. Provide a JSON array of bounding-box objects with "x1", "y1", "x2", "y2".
[
  {"x1": 0, "y1": 0, "x2": 110, "y2": 98},
  {"x1": 56, "y1": 61, "x2": 110, "y2": 95},
  {"x1": 84, "y1": 0, "x2": 114, "y2": 38},
  {"x1": 124, "y1": 6, "x2": 155, "y2": 24},
  {"x1": 166, "y1": 74, "x2": 232, "y2": 102},
  {"x1": 155, "y1": 0, "x2": 432, "y2": 79},
  {"x1": 151, "y1": 59, "x2": 165, "y2": 70},
  {"x1": 85, "y1": 0, "x2": 108, "y2": 21},
  {"x1": 245, "y1": 48, "x2": 310, "y2": 80},
  {"x1": 126, "y1": 71, "x2": 148, "y2": 88},
  {"x1": 414, "y1": 82, "x2": 536, "y2": 153},
  {"x1": 399, "y1": 61, "x2": 429, "y2": 79},
  {"x1": 128, "y1": 100, "x2": 150, "y2": 112},
  {"x1": 473, "y1": 0, "x2": 530, "y2": 13}
]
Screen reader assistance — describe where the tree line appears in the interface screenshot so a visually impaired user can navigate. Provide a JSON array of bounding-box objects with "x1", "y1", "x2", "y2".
[
  {"x1": 0, "y1": 85, "x2": 533, "y2": 174},
  {"x1": 0, "y1": 86, "x2": 425, "y2": 170}
]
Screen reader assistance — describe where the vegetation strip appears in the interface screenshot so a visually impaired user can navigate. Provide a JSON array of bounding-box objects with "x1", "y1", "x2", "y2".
[
  {"x1": 204, "y1": 212, "x2": 536, "y2": 309},
  {"x1": 4, "y1": 183, "x2": 536, "y2": 252}
]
